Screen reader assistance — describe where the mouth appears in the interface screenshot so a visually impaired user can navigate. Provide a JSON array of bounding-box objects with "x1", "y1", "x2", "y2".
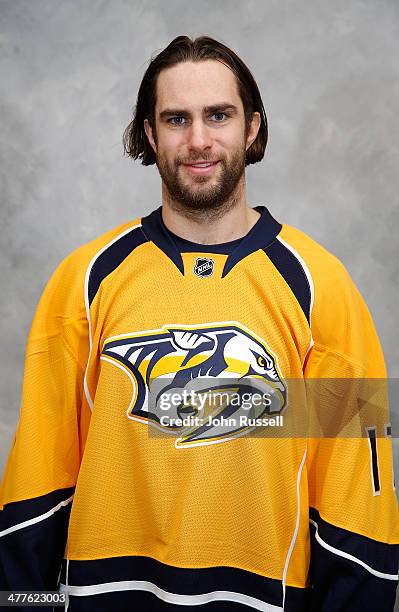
[{"x1": 183, "y1": 161, "x2": 220, "y2": 175}]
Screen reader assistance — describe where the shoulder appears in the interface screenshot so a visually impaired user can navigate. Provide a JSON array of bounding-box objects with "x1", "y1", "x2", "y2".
[
  {"x1": 63, "y1": 217, "x2": 143, "y2": 273},
  {"x1": 278, "y1": 223, "x2": 351, "y2": 290},
  {"x1": 279, "y1": 224, "x2": 385, "y2": 373},
  {"x1": 31, "y1": 217, "x2": 143, "y2": 330},
  {"x1": 52, "y1": 216, "x2": 142, "y2": 284},
  {"x1": 277, "y1": 222, "x2": 363, "y2": 321}
]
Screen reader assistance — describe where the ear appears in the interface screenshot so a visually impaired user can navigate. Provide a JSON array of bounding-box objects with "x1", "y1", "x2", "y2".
[
  {"x1": 245, "y1": 112, "x2": 261, "y2": 151},
  {"x1": 144, "y1": 118, "x2": 157, "y2": 154}
]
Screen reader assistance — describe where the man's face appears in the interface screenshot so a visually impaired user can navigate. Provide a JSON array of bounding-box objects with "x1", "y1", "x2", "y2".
[{"x1": 144, "y1": 60, "x2": 260, "y2": 213}]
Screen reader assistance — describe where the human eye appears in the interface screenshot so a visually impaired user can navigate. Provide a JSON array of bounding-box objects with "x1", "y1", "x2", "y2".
[
  {"x1": 211, "y1": 112, "x2": 229, "y2": 122},
  {"x1": 168, "y1": 116, "x2": 187, "y2": 126}
]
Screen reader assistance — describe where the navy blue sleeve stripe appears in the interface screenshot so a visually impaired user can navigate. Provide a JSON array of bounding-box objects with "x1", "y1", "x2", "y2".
[
  {"x1": 309, "y1": 507, "x2": 398, "y2": 610},
  {"x1": 88, "y1": 224, "x2": 148, "y2": 307},
  {"x1": 309, "y1": 507, "x2": 399, "y2": 577},
  {"x1": 0, "y1": 487, "x2": 75, "y2": 534},
  {"x1": 0, "y1": 489, "x2": 74, "y2": 591},
  {"x1": 263, "y1": 239, "x2": 312, "y2": 324}
]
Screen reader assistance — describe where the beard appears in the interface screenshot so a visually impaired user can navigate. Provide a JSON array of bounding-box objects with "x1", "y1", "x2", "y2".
[{"x1": 155, "y1": 144, "x2": 246, "y2": 217}]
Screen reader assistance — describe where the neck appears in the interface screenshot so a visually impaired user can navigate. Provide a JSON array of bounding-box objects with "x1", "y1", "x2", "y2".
[{"x1": 161, "y1": 178, "x2": 260, "y2": 245}]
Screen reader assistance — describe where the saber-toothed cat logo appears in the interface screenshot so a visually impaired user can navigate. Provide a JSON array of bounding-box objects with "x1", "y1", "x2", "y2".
[{"x1": 102, "y1": 323, "x2": 286, "y2": 448}]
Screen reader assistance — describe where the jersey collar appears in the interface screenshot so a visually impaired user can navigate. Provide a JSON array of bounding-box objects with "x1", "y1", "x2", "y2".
[{"x1": 141, "y1": 205, "x2": 282, "y2": 277}]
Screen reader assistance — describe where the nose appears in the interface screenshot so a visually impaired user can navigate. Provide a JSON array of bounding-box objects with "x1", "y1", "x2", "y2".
[{"x1": 186, "y1": 119, "x2": 213, "y2": 152}]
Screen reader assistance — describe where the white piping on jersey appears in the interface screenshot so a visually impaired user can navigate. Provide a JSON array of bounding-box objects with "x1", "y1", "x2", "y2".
[
  {"x1": 282, "y1": 447, "x2": 307, "y2": 610},
  {"x1": 275, "y1": 236, "x2": 315, "y2": 363},
  {"x1": 59, "y1": 580, "x2": 283, "y2": 611},
  {"x1": 83, "y1": 222, "x2": 142, "y2": 410},
  {"x1": 309, "y1": 518, "x2": 399, "y2": 581},
  {"x1": 0, "y1": 494, "x2": 73, "y2": 538}
]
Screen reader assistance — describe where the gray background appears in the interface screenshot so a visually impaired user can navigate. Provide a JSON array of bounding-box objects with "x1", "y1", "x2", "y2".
[{"x1": 1, "y1": 0, "x2": 398, "y2": 601}]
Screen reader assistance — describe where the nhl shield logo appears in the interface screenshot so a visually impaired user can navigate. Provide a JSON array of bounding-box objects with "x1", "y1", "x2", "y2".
[{"x1": 193, "y1": 257, "x2": 214, "y2": 278}]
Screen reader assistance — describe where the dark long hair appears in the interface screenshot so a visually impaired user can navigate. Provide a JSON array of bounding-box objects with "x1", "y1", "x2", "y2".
[{"x1": 123, "y1": 35, "x2": 268, "y2": 166}]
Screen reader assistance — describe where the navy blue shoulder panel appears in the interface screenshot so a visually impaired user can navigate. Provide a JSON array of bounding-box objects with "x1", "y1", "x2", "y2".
[
  {"x1": 308, "y1": 507, "x2": 399, "y2": 611},
  {"x1": 264, "y1": 239, "x2": 312, "y2": 324},
  {"x1": 88, "y1": 225, "x2": 148, "y2": 307}
]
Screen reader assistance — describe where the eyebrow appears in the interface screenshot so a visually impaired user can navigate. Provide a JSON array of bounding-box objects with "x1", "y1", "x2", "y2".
[{"x1": 159, "y1": 103, "x2": 238, "y2": 120}]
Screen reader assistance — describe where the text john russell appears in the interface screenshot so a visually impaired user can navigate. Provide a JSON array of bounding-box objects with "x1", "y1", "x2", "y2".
[{"x1": 159, "y1": 414, "x2": 284, "y2": 428}]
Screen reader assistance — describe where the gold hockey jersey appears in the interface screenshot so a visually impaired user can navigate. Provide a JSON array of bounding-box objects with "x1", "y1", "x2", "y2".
[{"x1": 1, "y1": 205, "x2": 398, "y2": 611}]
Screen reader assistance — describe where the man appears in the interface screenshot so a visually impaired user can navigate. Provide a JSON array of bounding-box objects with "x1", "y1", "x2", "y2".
[{"x1": 1, "y1": 35, "x2": 398, "y2": 611}]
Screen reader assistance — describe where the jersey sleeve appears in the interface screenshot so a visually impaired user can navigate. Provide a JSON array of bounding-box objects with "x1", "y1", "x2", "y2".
[
  {"x1": 304, "y1": 258, "x2": 399, "y2": 610},
  {"x1": 0, "y1": 250, "x2": 90, "y2": 592}
]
